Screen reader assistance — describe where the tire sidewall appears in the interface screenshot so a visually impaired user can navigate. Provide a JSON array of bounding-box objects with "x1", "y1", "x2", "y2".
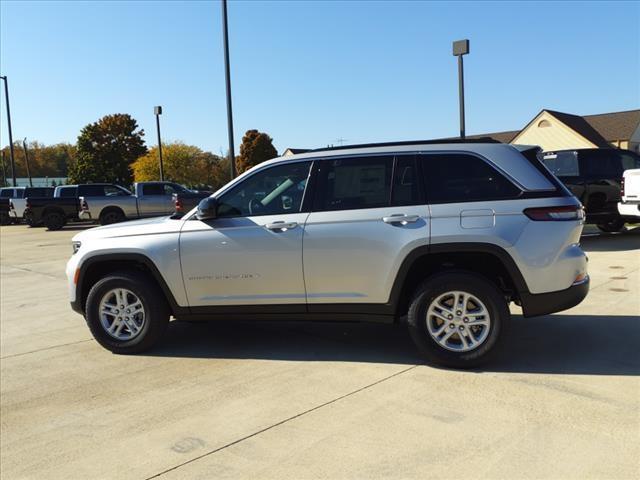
[
  {"x1": 85, "y1": 272, "x2": 168, "y2": 353},
  {"x1": 407, "y1": 273, "x2": 509, "y2": 368},
  {"x1": 100, "y1": 210, "x2": 124, "y2": 225},
  {"x1": 45, "y1": 212, "x2": 64, "y2": 230}
]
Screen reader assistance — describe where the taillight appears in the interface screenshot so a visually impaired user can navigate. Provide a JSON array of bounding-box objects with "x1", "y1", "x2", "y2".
[
  {"x1": 25, "y1": 200, "x2": 31, "y2": 209},
  {"x1": 524, "y1": 205, "x2": 584, "y2": 221},
  {"x1": 81, "y1": 199, "x2": 88, "y2": 210},
  {"x1": 174, "y1": 198, "x2": 183, "y2": 212},
  {"x1": 621, "y1": 177, "x2": 625, "y2": 197},
  {"x1": 9, "y1": 200, "x2": 14, "y2": 210}
]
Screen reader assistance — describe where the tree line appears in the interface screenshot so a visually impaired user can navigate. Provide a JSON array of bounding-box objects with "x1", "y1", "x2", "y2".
[{"x1": 1, "y1": 113, "x2": 278, "y2": 190}]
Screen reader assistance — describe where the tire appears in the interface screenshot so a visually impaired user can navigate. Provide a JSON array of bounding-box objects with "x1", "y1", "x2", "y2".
[
  {"x1": 596, "y1": 218, "x2": 625, "y2": 233},
  {"x1": 99, "y1": 208, "x2": 125, "y2": 225},
  {"x1": 44, "y1": 211, "x2": 65, "y2": 231},
  {"x1": 407, "y1": 272, "x2": 509, "y2": 368},
  {"x1": 0, "y1": 212, "x2": 10, "y2": 226},
  {"x1": 85, "y1": 270, "x2": 170, "y2": 354}
]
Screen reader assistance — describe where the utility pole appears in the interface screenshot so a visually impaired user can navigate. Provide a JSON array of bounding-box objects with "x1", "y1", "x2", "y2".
[
  {"x1": 221, "y1": 0, "x2": 236, "y2": 179},
  {"x1": 154, "y1": 106, "x2": 164, "y2": 181},
  {"x1": 452, "y1": 39, "x2": 470, "y2": 139},
  {"x1": 0, "y1": 76, "x2": 17, "y2": 186},
  {"x1": 22, "y1": 138, "x2": 33, "y2": 187}
]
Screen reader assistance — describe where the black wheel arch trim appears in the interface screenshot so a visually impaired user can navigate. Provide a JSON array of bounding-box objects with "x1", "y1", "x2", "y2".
[
  {"x1": 387, "y1": 242, "x2": 530, "y2": 312},
  {"x1": 73, "y1": 253, "x2": 187, "y2": 316}
]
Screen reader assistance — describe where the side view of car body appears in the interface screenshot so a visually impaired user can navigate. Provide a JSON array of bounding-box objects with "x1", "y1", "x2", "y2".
[
  {"x1": 79, "y1": 181, "x2": 193, "y2": 225},
  {"x1": 67, "y1": 141, "x2": 589, "y2": 368},
  {"x1": 541, "y1": 148, "x2": 640, "y2": 232}
]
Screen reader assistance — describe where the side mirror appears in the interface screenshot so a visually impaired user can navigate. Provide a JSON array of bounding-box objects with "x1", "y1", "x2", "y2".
[{"x1": 196, "y1": 197, "x2": 218, "y2": 220}]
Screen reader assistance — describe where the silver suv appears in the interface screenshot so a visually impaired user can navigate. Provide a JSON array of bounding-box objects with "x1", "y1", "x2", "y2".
[{"x1": 66, "y1": 141, "x2": 589, "y2": 368}]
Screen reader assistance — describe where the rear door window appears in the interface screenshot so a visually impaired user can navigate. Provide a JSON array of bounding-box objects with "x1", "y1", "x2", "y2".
[
  {"x1": 141, "y1": 184, "x2": 165, "y2": 196},
  {"x1": 420, "y1": 153, "x2": 521, "y2": 203},
  {"x1": 315, "y1": 156, "x2": 393, "y2": 211},
  {"x1": 391, "y1": 155, "x2": 421, "y2": 206},
  {"x1": 0, "y1": 189, "x2": 12, "y2": 198},
  {"x1": 59, "y1": 187, "x2": 77, "y2": 198},
  {"x1": 579, "y1": 150, "x2": 624, "y2": 178}
]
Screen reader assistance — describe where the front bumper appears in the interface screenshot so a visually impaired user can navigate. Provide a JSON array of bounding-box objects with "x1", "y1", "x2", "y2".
[{"x1": 520, "y1": 276, "x2": 590, "y2": 317}]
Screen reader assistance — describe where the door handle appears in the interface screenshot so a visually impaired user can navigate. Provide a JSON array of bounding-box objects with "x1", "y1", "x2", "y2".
[
  {"x1": 265, "y1": 221, "x2": 298, "y2": 231},
  {"x1": 382, "y1": 214, "x2": 420, "y2": 225}
]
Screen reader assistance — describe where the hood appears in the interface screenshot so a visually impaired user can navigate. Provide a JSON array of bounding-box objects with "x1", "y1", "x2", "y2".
[{"x1": 73, "y1": 216, "x2": 183, "y2": 242}]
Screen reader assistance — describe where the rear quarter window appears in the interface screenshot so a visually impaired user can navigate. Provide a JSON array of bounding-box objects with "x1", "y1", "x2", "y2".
[
  {"x1": 419, "y1": 153, "x2": 521, "y2": 203},
  {"x1": 541, "y1": 151, "x2": 580, "y2": 177}
]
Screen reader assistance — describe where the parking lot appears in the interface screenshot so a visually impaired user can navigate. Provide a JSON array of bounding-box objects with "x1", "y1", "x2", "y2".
[{"x1": 0, "y1": 223, "x2": 638, "y2": 479}]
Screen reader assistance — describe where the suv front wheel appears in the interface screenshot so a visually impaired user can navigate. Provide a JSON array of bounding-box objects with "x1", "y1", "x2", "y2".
[
  {"x1": 85, "y1": 271, "x2": 170, "y2": 354},
  {"x1": 407, "y1": 272, "x2": 509, "y2": 368}
]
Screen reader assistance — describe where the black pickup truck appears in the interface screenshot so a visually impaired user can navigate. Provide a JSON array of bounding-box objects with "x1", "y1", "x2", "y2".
[
  {"x1": 541, "y1": 148, "x2": 640, "y2": 232},
  {"x1": 0, "y1": 198, "x2": 11, "y2": 225},
  {"x1": 24, "y1": 195, "x2": 81, "y2": 230},
  {"x1": 172, "y1": 190, "x2": 212, "y2": 216}
]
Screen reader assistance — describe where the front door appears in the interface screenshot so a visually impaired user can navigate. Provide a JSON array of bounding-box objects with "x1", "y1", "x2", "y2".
[{"x1": 180, "y1": 161, "x2": 313, "y2": 309}]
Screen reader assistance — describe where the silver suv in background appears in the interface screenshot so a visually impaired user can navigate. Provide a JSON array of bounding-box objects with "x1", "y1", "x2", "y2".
[{"x1": 67, "y1": 141, "x2": 589, "y2": 368}]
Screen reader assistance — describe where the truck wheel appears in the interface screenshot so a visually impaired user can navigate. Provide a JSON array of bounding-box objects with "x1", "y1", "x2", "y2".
[
  {"x1": 596, "y1": 218, "x2": 625, "y2": 233},
  {"x1": 407, "y1": 272, "x2": 509, "y2": 368},
  {"x1": 85, "y1": 271, "x2": 170, "y2": 354},
  {"x1": 100, "y1": 209, "x2": 125, "y2": 225},
  {"x1": 44, "y1": 212, "x2": 65, "y2": 231},
  {"x1": 24, "y1": 211, "x2": 39, "y2": 227},
  {"x1": 0, "y1": 212, "x2": 10, "y2": 226}
]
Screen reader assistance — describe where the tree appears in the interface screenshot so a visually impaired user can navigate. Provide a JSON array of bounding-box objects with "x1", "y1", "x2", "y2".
[
  {"x1": 67, "y1": 114, "x2": 147, "y2": 186},
  {"x1": 1, "y1": 142, "x2": 75, "y2": 178},
  {"x1": 132, "y1": 142, "x2": 228, "y2": 189},
  {"x1": 235, "y1": 129, "x2": 278, "y2": 174}
]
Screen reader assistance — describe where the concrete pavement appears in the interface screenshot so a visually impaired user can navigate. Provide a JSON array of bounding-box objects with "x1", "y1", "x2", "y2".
[{"x1": 1, "y1": 224, "x2": 638, "y2": 479}]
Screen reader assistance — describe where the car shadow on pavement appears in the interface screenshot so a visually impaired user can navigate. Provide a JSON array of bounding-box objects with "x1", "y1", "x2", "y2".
[
  {"x1": 147, "y1": 314, "x2": 639, "y2": 376},
  {"x1": 580, "y1": 225, "x2": 640, "y2": 252}
]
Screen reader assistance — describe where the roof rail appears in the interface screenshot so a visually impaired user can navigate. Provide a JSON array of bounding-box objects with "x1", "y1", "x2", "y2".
[{"x1": 310, "y1": 136, "x2": 502, "y2": 153}]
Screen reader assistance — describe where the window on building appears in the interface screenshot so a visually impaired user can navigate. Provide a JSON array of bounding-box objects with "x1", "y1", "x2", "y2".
[{"x1": 537, "y1": 119, "x2": 551, "y2": 128}]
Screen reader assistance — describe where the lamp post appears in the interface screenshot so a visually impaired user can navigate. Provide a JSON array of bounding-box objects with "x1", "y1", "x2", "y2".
[
  {"x1": 22, "y1": 138, "x2": 33, "y2": 187},
  {"x1": 0, "y1": 76, "x2": 17, "y2": 186},
  {"x1": 221, "y1": 0, "x2": 237, "y2": 179},
  {"x1": 154, "y1": 106, "x2": 164, "y2": 181},
  {"x1": 452, "y1": 39, "x2": 470, "y2": 139}
]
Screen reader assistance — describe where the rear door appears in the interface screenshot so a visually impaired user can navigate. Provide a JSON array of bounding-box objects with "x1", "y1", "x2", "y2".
[
  {"x1": 137, "y1": 183, "x2": 168, "y2": 217},
  {"x1": 303, "y1": 154, "x2": 429, "y2": 309}
]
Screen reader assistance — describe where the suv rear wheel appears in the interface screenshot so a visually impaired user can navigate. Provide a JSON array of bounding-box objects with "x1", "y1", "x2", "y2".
[
  {"x1": 85, "y1": 271, "x2": 169, "y2": 354},
  {"x1": 407, "y1": 272, "x2": 509, "y2": 368}
]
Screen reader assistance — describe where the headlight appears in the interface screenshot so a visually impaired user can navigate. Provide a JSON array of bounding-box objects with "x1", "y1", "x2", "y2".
[{"x1": 72, "y1": 241, "x2": 81, "y2": 254}]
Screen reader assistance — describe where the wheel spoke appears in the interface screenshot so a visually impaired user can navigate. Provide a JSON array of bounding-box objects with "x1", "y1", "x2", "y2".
[{"x1": 99, "y1": 288, "x2": 146, "y2": 341}]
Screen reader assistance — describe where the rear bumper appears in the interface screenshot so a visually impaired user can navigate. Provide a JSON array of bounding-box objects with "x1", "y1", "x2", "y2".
[
  {"x1": 618, "y1": 202, "x2": 640, "y2": 218},
  {"x1": 520, "y1": 276, "x2": 589, "y2": 317}
]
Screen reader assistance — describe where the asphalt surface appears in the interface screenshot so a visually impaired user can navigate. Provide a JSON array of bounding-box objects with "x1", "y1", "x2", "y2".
[{"x1": 1, "y1": 223, "x2": 638, "y2": 479}]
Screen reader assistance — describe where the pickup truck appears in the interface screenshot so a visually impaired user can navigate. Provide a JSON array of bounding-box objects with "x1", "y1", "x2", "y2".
[
  {"x1": 0, "y1": 198, "x2": 11, "y2": 225},
  {"x1": 24, "y1": 184, "x2": 126, "y2": 230},
  {"x1": 618, "y1": 168, "x2": 640, "y2": 221},
  {"x1": 9, "y1": 187, "x2": 54, "y2": 223},
  {"x1": 79, "y1": 181, "x2": 195, "y2": 225},
  {"x1": 172, "y1": 190, "x2": 212, "y2": 216}
]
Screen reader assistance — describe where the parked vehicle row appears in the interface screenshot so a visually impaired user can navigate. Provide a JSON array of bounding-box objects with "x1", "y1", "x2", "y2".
[
  {"x1": 540, "y1": 148, "x2": 640, "y2": 231},
  {"x1": 0, "y1": 181, "x2": 206, "y2": 230},
  {"x1": 67, "y1": 141, "x2": 590, "y2": 368}
]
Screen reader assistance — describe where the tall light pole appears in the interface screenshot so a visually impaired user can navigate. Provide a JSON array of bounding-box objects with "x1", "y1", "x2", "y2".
[
  {"x1": 154, "y1": 106, "x2": 164, "y2": 181},
  {"x1": 452, "y1": 39, "x2": 469, "y2": 139},
  {"x1": 0, "y1": 76, "x2": 17, "y2": 186},
  {"x1": 221, "y1": 0, "x2": 237, "y2": 179},
  {"x1": 22, "y1": 138, "x2": 33, "y2": 187}
]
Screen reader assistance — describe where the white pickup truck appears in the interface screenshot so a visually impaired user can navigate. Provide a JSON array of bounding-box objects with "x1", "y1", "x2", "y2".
[
  {"x1": 79, "y1": 181, "x2": 194, "y2": 225},
  {"x1": 618, "y1": 168, "x2": 640, "y2": 221}
]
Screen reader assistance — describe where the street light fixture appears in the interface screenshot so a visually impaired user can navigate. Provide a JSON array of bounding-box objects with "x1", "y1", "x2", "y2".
[
  {"x1": 0, "y1": 75, "x2": 17, "y2": 186},
  {"x1": 452, "y1": 39, "x2": 470, "y2": 139},
  {"x1": 154, "y1": 106, "x2": 164, "y2": 181}
]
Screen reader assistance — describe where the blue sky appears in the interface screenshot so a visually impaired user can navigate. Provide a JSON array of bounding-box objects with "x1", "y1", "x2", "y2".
[{"x1": 1, "y1": 1, "x2": 639, "y2": 155}]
